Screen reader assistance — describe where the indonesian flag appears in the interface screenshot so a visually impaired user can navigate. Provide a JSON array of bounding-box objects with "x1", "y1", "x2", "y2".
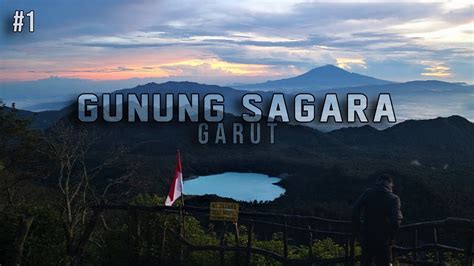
[{"x1": 165, "y1": 151, "x2": 183, "y2": 206}]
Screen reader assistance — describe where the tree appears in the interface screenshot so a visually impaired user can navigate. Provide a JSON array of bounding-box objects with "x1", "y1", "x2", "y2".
[
  {"x1": 0, "y1": 104, "x2": 38, "y2": 206},
  {"x1": 0, "y1": 105, "x2": 40, "y2": 266},
  {"x1": 41, "y1": 122, "x2": 134, "y2": 265}
]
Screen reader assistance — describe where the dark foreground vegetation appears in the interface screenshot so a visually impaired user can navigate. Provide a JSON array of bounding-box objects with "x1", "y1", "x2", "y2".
[{"x1": 1, "y1": 102, "x2": 473, "y2": 265}]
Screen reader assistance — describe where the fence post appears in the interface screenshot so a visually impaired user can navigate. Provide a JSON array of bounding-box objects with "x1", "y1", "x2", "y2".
[
  {"x1": 234, "y1": 222, "x2": 240, "y2": 266},
  {"x1": 392, "y1": 239, "x2": 397, "y2": 266},
  {"x1": 128, "y1": 208, "x2": 140, "y2": 266},
  {"x1": 245, "y1": 223, "x2": 254, "y2": 266},
  {"x1": 413, "y1": 228, "x2": 418, "y2": 266},
  {"x1": 219, "y1": 222, "x2": 227, "y2": 266},
  {"x1": 344, "y1": 238, "x2": 349, "y2": 266},
  {"x1": 433, "y1": 226, "x2": 439, "y2": 263},
  {"x1": 283, "y1": 218, "x2": 288, "y2": 265},
  {"x1": 307, "y1": 225, "x2": 313, "y2": 259},
  {"x1": 350, "y1": 235, "x2": 355, "y2": 266},
  {"x1": 160, "y1": 219, "x2": 167, "y2": 266},
  {"x1": 464, "y1": 232, "x2": 473, "y2": 266}
]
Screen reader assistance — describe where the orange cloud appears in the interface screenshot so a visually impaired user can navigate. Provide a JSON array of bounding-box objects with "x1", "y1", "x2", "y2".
[
  {"x1": 0, "y1": 58, "x2": 273, "y2": 81},
  {"x1": 161, "y1": 59, "x2": 270, "y2": 76},
  {"x1": 421, "y1": 62, "x2": 451, "y2": 78},
  {"x1": 336, "y1": 58, "x2": 367, "y2": 70}
]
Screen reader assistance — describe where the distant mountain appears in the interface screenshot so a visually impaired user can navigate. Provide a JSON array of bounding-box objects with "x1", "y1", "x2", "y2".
[
  {"x1": 315, "y1": 80, "x2": 473, "y2": 124},
  {"x1": 328, "y1": 80, "x2": 473, "y2": 94},
  {"x1": 17, "y1": 79, "x2": 473, "y2": 131},
  {"x1": 381, "y1": 80, "x2": 471, "y2": 91},
  {"x1": 0, "y1": 77, "x2": 171, "y2": 111},
  {"x1": 383, "y1": 115, "x2": 474, "y2": 150},
  {"x1": 4, "y1": 105, "x2": 73, "y2": 129},
  {"x1": 329, "y1": 115, "x2": 474, "y2": 152},
  {"x1": 114, "y1": 81, "x2": 275, "y2": 116},
  {"x1": 22, "y1": 81, "x2": 272, "y2": 129},
  {"x1": 115, "y1": 81, "x2": 241, "y2": 95},
  {"x1": 235, "y1": 64, "x2": 392, "y2": 91},
  {"x1": 32, "y1": 84, "x2": 474, "y2": 157}
]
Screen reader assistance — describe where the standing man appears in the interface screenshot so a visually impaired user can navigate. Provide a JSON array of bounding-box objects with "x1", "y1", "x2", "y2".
[{"x1": 352, "y1": 174, "x2": 403, "y2": 265}]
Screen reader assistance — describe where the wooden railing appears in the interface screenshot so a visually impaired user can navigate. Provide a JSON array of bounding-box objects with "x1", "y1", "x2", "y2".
[
  {"x1": 91, "y1": 204, "x2": 474, "y2": 266},
  {"x1": 394, "y1": 218, "x2": 474, "y2": 265}
]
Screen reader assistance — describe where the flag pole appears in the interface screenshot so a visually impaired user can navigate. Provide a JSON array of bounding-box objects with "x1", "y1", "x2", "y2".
[
  {"x1": 177, "y1": 150, "x2": 186, "y2": 236},
  {"x1": 177, "y1": 149, "x2": 186, "y2": 264},
  {"x1": 178, "y1": 149, "x2": 185, "y2": 207}
]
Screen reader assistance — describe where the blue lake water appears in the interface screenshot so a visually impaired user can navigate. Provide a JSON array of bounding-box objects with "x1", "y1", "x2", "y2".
[{"x1": 184, "y1": 172, "x2": 285, "y2": 202}]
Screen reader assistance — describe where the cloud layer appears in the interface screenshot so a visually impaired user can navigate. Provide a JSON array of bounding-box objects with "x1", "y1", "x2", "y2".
[{"x1": 0, "y1": 0, "x2": 472, "y2": 83}]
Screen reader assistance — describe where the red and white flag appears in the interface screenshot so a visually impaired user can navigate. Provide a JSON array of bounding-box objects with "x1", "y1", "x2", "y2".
[{"x1": 165, "y1": 150, "x2": 184, "y2": 206}]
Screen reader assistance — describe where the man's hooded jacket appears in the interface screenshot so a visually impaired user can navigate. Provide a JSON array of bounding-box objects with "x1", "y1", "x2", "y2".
[{"x1": 352, "y1": 180, "x2": 403, "y2": 244}]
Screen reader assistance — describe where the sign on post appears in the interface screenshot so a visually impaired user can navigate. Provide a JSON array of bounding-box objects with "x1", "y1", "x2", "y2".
[{"x1": 210, "y1": 202, "x2": 239, "y2": 222}]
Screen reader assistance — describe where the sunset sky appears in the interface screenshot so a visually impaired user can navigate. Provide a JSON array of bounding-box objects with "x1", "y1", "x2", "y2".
[{"x1": 1, "y1": 0, "x2": 473, "y2": 84}]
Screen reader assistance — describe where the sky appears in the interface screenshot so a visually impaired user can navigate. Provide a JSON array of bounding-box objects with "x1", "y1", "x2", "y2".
[{"x1": 0, "y1": 0, "x2": 473, "y2": 84}]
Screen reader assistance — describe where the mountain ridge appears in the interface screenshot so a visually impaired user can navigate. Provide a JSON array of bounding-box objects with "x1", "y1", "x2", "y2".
[
  {"x1": 235, "y1": 64, "x2": 393, "y2": 91},
  {"x1": 8, "y1": 79, "x2": 473, "y2": 130},
  {"x1": 328, "y1": 115, "x2": 474, "y2": 151}
]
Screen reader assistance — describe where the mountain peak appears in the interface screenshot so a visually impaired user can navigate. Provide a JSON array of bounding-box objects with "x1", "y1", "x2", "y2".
[
  {"x1": 321, "y1": 64, "x2": 345, "y2": 70},
  {"x1": 446, "y1": 115, "x2": 470, "y2": 122},
  {"x1": 236, "y1": 64, "x2": 391, "y2": 90},
  {"x1": 304, "y1": 64, "x2": 350, "y2": 75}
]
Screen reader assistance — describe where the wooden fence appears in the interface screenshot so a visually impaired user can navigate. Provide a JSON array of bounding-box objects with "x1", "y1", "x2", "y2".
[{"x1": 91, "y1": 204, "x2": 474, "y2": 266}]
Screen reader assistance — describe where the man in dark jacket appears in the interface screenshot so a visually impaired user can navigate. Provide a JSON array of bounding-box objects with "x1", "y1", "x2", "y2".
[{"x1": 352, "y1": 174, "x2": 403, "y2": 266}]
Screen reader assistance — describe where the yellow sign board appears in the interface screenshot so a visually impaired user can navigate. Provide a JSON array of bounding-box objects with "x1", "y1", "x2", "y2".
[{"x1": 209, "y1": 202, "x2": 239, "y2": 222}]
